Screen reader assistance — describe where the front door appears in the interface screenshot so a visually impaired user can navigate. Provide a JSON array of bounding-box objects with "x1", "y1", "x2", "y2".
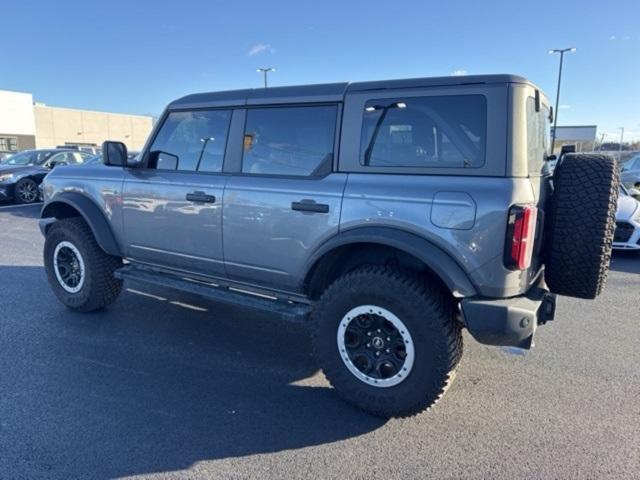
[
  {"x1": 122, "y1": 108, "x2": 232, "y2": 278},
  {"x1": 223, "y1": 104, "x2": 346, "y2": 291}
]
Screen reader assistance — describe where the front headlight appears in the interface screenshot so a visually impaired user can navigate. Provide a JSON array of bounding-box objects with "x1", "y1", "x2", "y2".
[{"x1": 0, "y1": 173, "x2": 15, "y2": 183}]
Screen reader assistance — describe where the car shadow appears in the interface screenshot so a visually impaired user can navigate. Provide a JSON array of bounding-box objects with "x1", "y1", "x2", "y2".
[
  {"x1": 610, "y1": 251, "x2": 640, "y2": 274},
  {"x1": 1, "y1": 266, "x2": 387, "y2": 479},
  {"x1": 0, "y1": 201, "x2": 42, "y2": 218}
]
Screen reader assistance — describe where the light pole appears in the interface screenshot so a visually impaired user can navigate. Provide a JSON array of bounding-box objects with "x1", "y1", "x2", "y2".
[
  {"x1": 618, "y1": 127, "x2": 624, "y2": 162},
  {"x1": 549, "y1": 47, "x2": 576, "y2": 154},
  {"x1": 598, "y1": 133, "x2": 606, "y2": 151},
  {"x1": 256, "y1": 67, "x2": 275, "y2": 88}
]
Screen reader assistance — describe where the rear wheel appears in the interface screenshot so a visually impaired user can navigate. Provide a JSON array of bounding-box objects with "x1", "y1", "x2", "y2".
[
  {"x1": 312, "y1": 266, "x2": 462, "y2": 418},
  {"x1": 44, "y1": 217, "x2": 123, "y2": 312},
  {"x1": 544, "y1": 154, "x2": 619, "y2": 299},
  {"x1": 14, "y1": 178, "x2": 39, "y2": 204}
]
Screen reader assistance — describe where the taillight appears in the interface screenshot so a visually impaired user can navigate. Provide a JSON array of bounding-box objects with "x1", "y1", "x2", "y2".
[{"x1": 504, "y1": 205, "x2": 538, "y2": 270}]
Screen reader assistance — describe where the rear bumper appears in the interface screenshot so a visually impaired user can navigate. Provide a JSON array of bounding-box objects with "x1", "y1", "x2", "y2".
[{"x1": 460, "y1": 279, "x2": 556, "y2": 349}]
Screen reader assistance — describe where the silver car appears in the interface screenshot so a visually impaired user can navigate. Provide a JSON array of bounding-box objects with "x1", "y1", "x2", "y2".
[
  {"x1": 621, "y1": 154, "x2": 640, "y2": 188},
  {"x1": 613, "y1": 185, "x2": 640, "y2": 251}
]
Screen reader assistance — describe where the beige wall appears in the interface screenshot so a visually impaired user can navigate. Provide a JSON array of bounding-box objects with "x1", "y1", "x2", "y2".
[{"x1": 34, "y1": 105, "x2": 153, "y2": 151}]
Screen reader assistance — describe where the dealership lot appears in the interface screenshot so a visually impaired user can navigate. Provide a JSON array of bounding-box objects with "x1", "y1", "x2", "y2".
[{"x1": 1, "y1": 203, "x2": 638, "y2": 479}]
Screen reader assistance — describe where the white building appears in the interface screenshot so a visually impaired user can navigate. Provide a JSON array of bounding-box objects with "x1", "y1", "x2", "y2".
[
  {"x1": 0, "y1": 89, "x2": 153, "y2": 155},
  {"x1": 551, "y1": 125, "x2": 598, "y2": 153}
]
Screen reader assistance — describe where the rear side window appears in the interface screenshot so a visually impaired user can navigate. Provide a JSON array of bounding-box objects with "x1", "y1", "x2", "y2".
[
  {"x1": 242, "y1": 105, "x2": 336, "y2": 176},
  {"x1": 360, "y1": 95, "x2": 486, "y2": 168},
  {"x1": 526, "y1": 97, "x2": 550, "y2": 172},
  {"x1": 149, "y1": 110, "x2": 232, "y2": 172}
]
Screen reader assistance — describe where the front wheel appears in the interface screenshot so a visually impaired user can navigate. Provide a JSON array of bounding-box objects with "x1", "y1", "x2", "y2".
[
  {"x1": 14, "y1": 178, "x2": 39, "y2": 204},
  {"x1": 311, "y1": 266, "x2": 463, "y2": 418},
  {"x1": 44, "y1": 217, "x2": 123, "y2": 312}
]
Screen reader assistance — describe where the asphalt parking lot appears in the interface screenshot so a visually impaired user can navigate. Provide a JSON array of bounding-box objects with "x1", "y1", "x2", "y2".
[{"x1": 1, "y1": 202, "x2": 638, "y2": 480}]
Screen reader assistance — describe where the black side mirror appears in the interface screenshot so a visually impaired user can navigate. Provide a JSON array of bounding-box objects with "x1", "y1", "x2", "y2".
[{"x1": 102, "y1": 141, "x2": 128, "y2": 167}]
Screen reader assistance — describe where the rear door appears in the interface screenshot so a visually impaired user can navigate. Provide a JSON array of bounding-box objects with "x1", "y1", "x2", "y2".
[
  {"x1": 121, "y1": 108, "x2": 232, "y2": 278},
  {"x1": 222, "y1": 104, "x2": 346, "y2": 292}
]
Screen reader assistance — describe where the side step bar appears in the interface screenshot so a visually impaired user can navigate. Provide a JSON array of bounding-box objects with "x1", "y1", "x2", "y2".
[{"x1": 114, "y1": 266, "x2": 312, "y2": 323}]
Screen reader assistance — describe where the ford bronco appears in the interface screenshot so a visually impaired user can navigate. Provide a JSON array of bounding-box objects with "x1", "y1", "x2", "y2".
[{"x1": 39, "y1": 75, "x2": 619, "y2": 417}]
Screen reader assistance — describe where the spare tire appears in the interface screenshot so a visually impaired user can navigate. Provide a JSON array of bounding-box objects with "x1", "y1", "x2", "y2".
[{"x1": 544, "y1": 153, "x2": 619, "y2": 299}]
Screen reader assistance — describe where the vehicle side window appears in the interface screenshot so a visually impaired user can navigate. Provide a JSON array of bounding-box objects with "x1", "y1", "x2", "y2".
[
  {"x1": 48, "y1": 152, "x2": 70, "y2": 165},
  {"x1": 242, "y1": 105, "x2": 337, "y2": 176},
  {"x1": 149, "y1": 110, "x2": 232, "y2": 172},
  {"x1": 67, "y1": 152, "x2": 89, "y2": 164},
  {"x1": 360, "y1": 95, "x2": 486, "y2": 168},
  {"x1": 526, "y1": 97, "x2": 550, "y2": 173}
]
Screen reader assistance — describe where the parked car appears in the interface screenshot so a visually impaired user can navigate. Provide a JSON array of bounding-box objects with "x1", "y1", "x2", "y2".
[
  {"x1": 613, "y1": 185, "x2": 640, "y2": 251},
  {"x1": 621, "y1": 154, "x2": 640, "y2": 188},
  {"x1": 39, "y1": 74, "x2": 619, "y2": 418},
  {"x1": 0, "y1": 149, "x2": 93, "y2": 203}
]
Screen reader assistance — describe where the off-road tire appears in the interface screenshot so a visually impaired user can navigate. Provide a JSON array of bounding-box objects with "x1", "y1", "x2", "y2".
[
  {"x1": 44, "y1": 217, "x2": 123, "y2": 312},
  {"x1": 544, "y1": 153, "x2": 619, "y2": 299},
  {"x1": 14, "y1": 178, "x2": 39, "y2": 204},
  {"x1": 311, "y1": 266, "x2": 462, "y2": 418}
]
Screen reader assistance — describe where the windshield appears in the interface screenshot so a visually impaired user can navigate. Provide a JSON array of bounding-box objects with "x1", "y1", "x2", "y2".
[
  {"x1": 622, "y1": 156, "x2": 639, "y2": 171},
  {"x1": 1, "y1": 150, "x2": 53, "y2": 166}
]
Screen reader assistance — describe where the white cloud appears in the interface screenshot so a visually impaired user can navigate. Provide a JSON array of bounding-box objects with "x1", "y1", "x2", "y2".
[
  {"x1": 248, "y1": 43, "x2": 274, "y2": 56},
  {"x1": 559, "y1": 104, "x2": 571, "y2": 109},
  {"x1": 451, "y1": 69, "x2": 468, "y2": 76},
  {"x1": 608, "y1": 35, "x2": 617, "y2": 40}
]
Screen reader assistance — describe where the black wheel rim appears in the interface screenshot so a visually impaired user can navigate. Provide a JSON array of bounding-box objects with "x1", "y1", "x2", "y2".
[
  {"x1": 338, "y1": 305, "x2": 414, "y2": 388},
  {"x1": 17, "y1": 181, "x2": 37, "y2": 203},
  {"x1": 53, "y1": 241, "x2": 85, "y2": 293}
]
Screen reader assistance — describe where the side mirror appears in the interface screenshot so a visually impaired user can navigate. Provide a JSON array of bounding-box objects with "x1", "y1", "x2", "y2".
[{"x1": 102, "y1": 141, "x2": 128, "y2": 167}]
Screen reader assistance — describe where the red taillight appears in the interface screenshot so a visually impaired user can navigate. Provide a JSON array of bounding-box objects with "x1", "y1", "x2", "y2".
[{"x1": 505, "y1": 205, "x2": 538, "y2": 270}]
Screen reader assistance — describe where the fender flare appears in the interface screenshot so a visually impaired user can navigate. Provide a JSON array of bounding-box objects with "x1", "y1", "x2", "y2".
[
  {"x1": 40, "y1": 192, "x2": 121, "y2": 256},
  {"x1": 303, "y1": 227, "x2": 477, "y2": 297}
]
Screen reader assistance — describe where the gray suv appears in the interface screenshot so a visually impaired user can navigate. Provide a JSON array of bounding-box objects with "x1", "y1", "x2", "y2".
[{"x1": 39, "y1": 75, "x2": 619, "y2": 417}]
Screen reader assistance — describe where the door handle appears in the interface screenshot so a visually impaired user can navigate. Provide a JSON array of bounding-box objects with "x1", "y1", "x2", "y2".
[
  {"x1": 291, "y1": 200, "x2": 329, "y2": 213},
  {"x1": 186, "y1": 191, "x2": 216, "y2": 203}
]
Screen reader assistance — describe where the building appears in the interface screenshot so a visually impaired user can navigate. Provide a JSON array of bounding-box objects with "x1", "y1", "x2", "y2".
[
  {"x1": 0, "y1": 89, "x2": 153, "y2": 156},
  {"x1": 551, "y1": 125, "x2": 598, "y2": 153},
  {"x1": 0, "y1": 90, "x2": 36, "y2": 153}
]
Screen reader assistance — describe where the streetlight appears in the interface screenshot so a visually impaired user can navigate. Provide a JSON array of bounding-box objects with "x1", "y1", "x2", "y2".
[
  {"x1": 618, "y1": 127, "x2": 624, "y2": 162},
  {"x1": 598, "y1": 133, "x2": 607, "y2": 151},
  {"x1": 549, "y1": 47, "x2": 576, "y2": 154},
  {"x1": 256, "y1": 67, "x2": 275, "y2": 88}
]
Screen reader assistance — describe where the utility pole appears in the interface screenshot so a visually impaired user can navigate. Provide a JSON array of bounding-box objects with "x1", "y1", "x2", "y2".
[
  {"x1": 256, "y1": 67, "x2": 275, "y2": 88},
  {"x1": 549, "y1": 47, "x2": 576, "y2": 154}
]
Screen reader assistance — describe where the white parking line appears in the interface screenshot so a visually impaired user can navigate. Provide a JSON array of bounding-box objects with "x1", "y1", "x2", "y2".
[{"x1": 0, "y1": 202, "x2": 42, "y2": 210}]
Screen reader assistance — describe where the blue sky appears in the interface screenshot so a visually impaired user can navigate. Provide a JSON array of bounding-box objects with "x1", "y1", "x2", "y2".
[{"x1": 2, "y1": 0, "x2": 639, "y2": 140}]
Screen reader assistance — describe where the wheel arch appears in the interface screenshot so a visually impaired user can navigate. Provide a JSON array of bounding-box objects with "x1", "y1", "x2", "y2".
[
  {"x1": 41, "y1": 192, "x2": 121, "y2": 256},
  {"x1": 302, "y1": 227, "x2": 477, "y2": 299}
]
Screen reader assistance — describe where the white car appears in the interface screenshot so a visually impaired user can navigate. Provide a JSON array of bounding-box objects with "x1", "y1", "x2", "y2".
[{"x1": 613, "y1": 185, "x2": 640, "y2": 251}]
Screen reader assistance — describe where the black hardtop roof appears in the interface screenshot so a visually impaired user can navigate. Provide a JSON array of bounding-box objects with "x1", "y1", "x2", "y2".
[{"x1": 169, "y1": 74, "x2": 535, "y2": 109}]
